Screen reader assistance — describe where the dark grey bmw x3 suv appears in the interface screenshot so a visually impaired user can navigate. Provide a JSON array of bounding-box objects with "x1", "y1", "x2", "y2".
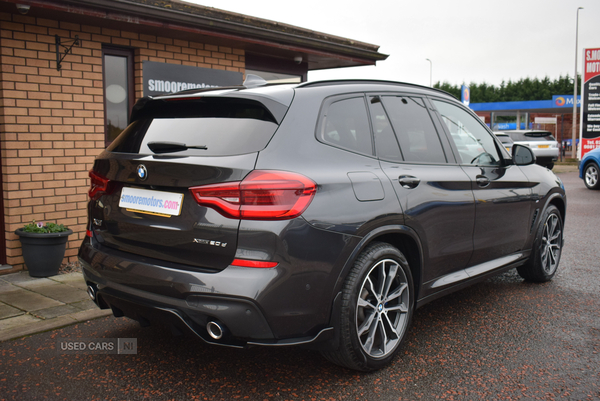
[{"x1": 79, "y1": 79, "x2": 566, "y2": 371}]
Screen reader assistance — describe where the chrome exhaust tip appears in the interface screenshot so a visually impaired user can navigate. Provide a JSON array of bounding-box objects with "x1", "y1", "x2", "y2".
[
  {"x1": 87, "y1": 284, "x2": 97, "y2": 301},
  {"x1": 206, "y1": 320, "x2": 224, "y2": 340}
]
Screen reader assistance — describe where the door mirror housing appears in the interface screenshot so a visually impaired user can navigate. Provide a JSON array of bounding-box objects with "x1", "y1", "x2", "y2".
[{"x1": 512, "y1": 144, "x2": 536, "y2": 166}]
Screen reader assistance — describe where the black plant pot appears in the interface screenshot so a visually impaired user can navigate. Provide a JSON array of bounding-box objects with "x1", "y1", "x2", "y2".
[{"x1": 15, "y1": 228, "x2": 73, "y2": 277}]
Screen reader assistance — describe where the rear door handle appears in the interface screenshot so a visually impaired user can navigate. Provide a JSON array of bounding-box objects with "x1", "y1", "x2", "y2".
[{"x1": 398, "y1": 175, "x2": 420, "y2": 189}]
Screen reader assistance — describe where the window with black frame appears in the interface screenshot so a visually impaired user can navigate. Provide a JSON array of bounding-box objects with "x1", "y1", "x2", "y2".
[
  {"x1": 432, "y1": 99, "x2": 500, "y2": 166},
  {"x1": 380, "y1": 96, "x2": 447, "y2": 164},
  {"x1": 369, "y1": 96, "x2": 402, "y2": 162},
  {"x1": 320, "y1": 97, "x2": 373, "y2": 155},
  {"x1": 103, "y1": 47, "x2": 134, "y2": 145}
]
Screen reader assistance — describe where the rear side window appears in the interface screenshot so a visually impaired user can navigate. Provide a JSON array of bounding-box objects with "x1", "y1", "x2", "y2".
[
  {"x1": 381, "y1": 96, "x2": 446, "y2": 163},
  {"x1": 369, "y1": 97, "x2": 402, "y2": 162},
  {"x1": 108, "y1": 98, "x2": 279, "y2": 156},
  {"x1": 319, "y1": 96, "x2": 373, "y2": 155}
]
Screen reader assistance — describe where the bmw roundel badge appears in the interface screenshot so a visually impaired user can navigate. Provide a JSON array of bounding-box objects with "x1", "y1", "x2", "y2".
[{"x1": 137, "y1": 164, "x2": 148, "y2": 181}]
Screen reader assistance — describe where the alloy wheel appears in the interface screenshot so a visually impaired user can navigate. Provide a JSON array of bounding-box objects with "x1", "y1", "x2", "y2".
[
  {"x1": 356, "y1": 258, "x2": 410, "y2": 359},
  {"x1": 585, "y1": 165, "x2": 598, "y2": 188},
  {"x1": 540, "y1": 213, "x2": 562, "y2": 275}
]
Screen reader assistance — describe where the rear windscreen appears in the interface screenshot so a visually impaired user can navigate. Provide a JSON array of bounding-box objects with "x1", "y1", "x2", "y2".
[
  {"x1": 108, "y1": 98, "x2": 279, "y2": 156},
  {"x1": 508, "y1": 132, "x2": 555, "y2": 142}
]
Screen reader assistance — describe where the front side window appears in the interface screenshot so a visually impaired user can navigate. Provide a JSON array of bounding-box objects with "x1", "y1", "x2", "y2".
[
  {"x1": 319, "y1": 97, "x2": 373, "y2": 155},
  {"x1": 432, "y1": 99, "x2": 500, "y2": 166}
]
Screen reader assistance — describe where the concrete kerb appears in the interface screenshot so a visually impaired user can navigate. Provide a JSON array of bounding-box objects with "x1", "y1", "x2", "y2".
[
  {"x1": 553, "y1": 164, "x2": 579, "y2": 174},
  {"x1": 0, "y1": 271, "x2": 113, "y2": 342}
]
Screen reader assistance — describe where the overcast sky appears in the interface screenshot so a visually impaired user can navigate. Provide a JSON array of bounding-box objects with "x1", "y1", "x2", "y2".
[{"x1": 184, "y1": 0, "x2": 599, "y2": 88}]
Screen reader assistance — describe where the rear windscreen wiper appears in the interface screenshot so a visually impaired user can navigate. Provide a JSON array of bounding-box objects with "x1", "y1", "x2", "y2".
[{"x1": 147, "y1": 141, "x2": 208, "y2": 154}]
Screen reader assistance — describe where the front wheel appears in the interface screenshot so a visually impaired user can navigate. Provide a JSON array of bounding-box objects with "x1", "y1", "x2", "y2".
[
  {"x1": 584, "y1": 163, "x2": 600, "y2": 189},
  {"x1": 517, "y1": 205, "x2": 563, "y2": 282},
  {"x1": 322, "y1": 242, "x2": 414, "y2": 371}
]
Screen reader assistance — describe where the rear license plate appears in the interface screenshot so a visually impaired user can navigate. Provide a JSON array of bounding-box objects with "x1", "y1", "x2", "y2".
[
  {"x1": 538, "y1": 145, "x2": 550, "y2": 148},
  {"x1": 119, "y1": 187, "x2": 184, "y2": 217}
]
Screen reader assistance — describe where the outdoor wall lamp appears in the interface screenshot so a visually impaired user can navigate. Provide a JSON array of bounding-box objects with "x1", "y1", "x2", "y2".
[{"x1": 16, "y1": 4, "x2": 30, "y2": 14}]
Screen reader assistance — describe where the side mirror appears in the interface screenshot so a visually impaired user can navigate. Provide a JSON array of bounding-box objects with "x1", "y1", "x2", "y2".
[{"x1": 512, "y1": 144, "x2": 536, "y2": 166}]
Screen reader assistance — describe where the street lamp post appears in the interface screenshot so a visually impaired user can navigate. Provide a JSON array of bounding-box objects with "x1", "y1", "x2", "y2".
[
  {"x1": 426, "y1": 58, "x2": 432, "y2": 87},
  {"x1": 572, "y1": 7, "x2": 583, "y2": 159}
]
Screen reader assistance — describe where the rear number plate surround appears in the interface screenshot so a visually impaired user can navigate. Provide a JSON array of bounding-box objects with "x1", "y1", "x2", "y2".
[{"x1": 119, "y1": 187, "x2": 184, "y2": 217}]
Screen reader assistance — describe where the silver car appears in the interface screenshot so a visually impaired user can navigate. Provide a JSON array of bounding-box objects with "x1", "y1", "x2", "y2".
[
  {"x1": 494, "y1": 132, "x2": 514, "y2": 154},
  {"x1": 501, "y1": 130, "x2": 559, "y2": 169}
]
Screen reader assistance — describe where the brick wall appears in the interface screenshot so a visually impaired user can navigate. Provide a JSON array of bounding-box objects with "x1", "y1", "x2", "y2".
[{"x1": 0, "y1": 12, "x2": 245, "y2": 274}]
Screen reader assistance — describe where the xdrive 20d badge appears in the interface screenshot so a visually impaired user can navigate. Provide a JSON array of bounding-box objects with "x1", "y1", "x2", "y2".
[{"x1": 80, "y1": 78, "x2": 566, "y2": 371}]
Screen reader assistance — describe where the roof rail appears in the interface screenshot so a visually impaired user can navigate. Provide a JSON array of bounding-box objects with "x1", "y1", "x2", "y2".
[{"x1": 297, "y1": 79, "x2": 456, "y2": 99}]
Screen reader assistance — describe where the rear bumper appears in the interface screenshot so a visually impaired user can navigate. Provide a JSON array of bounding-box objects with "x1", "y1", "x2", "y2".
[
  {"x1": 78, "y1": 223, "x2": 351, "y2": 346},
  {"x1": 532, "y1": 149, "x2": 559, "y2": 159},
  {"x1": 81, "y1": 261, "x2": 273, "y2": 345}
]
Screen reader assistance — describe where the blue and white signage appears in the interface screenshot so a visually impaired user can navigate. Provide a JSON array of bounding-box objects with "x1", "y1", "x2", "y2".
[{"x1": 552, "y1": 95, "x2": 580, "y2": 107}]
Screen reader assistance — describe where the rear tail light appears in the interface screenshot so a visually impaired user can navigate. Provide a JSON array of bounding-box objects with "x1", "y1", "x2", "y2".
[
  {"x1": 88, "y1": 170, "x2": 115, "y2": 200},
  {"x1": 190, "y1": 170, "x2": 317, "y2": 220}
]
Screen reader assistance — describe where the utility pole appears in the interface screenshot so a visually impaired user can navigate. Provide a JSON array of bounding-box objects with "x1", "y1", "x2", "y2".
[
  {"x1": 426, "y1": 59, "x2": 432, "y2": 87},
  {"x1": 572, "y1": 7, "x2": 583, "y2": 159}
]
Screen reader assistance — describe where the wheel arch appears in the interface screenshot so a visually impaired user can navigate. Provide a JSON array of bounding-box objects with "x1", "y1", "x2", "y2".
[
  {"x1": 332, "y1": 225, "x2": 424, "y2": 311},
  {"x1": 375, "y1": 232, "x2": 423, "y2": 301},
  {"x1": 322, "y1": 224, "x2": 423, "y2": 356},
  {"x1": 580, "y1": 159, "x2": 600, "y2": 188},
  {"x1": 583, "y1": 158, "x2": 599, "y2": 170},
  {"x1": 546, "y1": 192, "x2": 566, "y2": 226},
  {"x1": 517, "y1": 192, "x2": 565, "y2": 282}
]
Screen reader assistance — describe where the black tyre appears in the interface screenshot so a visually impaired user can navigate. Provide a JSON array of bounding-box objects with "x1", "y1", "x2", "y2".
[
  {"x1": 583, "y1": 162, "x2": 600, "y2": 190},
  {"x1": 517, "y1": 205, "x2": 563, "y2": 282},
  {"x1": 322, "y1": 242, "x2": 414, "y2": 371},
  {"x1": 545, "y1": 162, "x2": 554, "y2": 170}
]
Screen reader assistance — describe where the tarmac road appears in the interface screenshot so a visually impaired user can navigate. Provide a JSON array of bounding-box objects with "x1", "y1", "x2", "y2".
[{"x1": 1, "y1": 171, "x2": 599, "y2": 400}]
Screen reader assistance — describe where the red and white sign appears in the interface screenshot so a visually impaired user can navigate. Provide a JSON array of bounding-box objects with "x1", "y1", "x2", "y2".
[
  {"x1": 584, "y1": 48, "x2": 600, "y2": 83},
  {"x1": 581, "y1": 47, "x2": 600, "y2": 158}
]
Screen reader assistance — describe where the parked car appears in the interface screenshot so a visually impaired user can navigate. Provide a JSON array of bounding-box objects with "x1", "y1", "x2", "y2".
[
  {"x1": 494, "y1": 132, "x2": 514, "y2": 154},
  {"x1": 501, "y1": 130, "x2": 559, "y2": 169},
  {"x1": 80, "y1": 79, "x2": 567, "y2": 371},
  {"x1": 579, "y1": 147, "x2": 600, "y2": 189}
]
